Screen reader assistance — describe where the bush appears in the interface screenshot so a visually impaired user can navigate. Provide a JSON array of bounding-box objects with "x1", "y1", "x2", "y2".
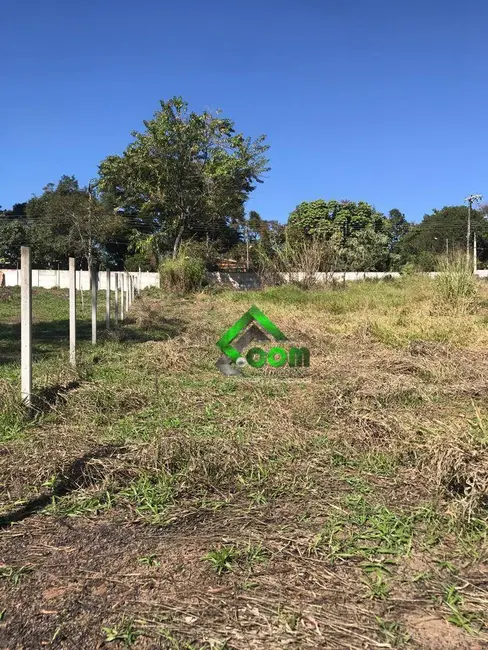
[
  {"x1": 435, "y1": 252, "x2": 477, "y2": 311},
  {"x1": 256, "y1": 238, "x2": 337, "y2": 288},
  {"x1": 181, "y1": 240, "x2": 221, "y2": 271},
  {"x1": 159, "y1": 252, "x2": 206, "y2": 293}
]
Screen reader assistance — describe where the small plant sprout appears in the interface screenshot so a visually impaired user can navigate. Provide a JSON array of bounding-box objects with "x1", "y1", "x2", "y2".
[
  {"x1": 102, "y1": 618, "x2": 141, "y2": 647},
  {"x1": 203, "y1": 546, "x2": 239, "y2": 575},
  {"x1": 138, "y1": 554, "x2": 160, "y2": 567}
]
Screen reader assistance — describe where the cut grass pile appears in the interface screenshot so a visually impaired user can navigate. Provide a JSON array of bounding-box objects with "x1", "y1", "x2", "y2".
[{"x1": 0, "y1": 278, "x2": 487, "y2": 649}]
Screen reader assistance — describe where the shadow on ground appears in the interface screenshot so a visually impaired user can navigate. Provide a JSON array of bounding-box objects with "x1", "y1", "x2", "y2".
[
  {"x1": 0, "y1": 444, "x2": 123, "y2": 528},
  {"x1": 0, "y1": 317, "x2": 186, "y2": 366}
]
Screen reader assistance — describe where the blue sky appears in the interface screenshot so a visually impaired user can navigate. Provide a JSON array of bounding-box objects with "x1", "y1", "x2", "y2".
[{"x1": 1, "y1": 0, "x2": 487, "y2": 223}]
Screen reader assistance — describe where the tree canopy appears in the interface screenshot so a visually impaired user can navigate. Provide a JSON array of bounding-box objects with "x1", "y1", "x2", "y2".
[
  {"x1": 287, "y1": 199, "x2": 390, "y2": 271},
  {"x1": 1, "y1": 96, "x2": 485, "y2": 274},
  {"x1": 398, "y1": 205, "x2": 488, "y2": 269},
  {"x1": 98, "y1": 97, "x2": 269, "y2": 259}
]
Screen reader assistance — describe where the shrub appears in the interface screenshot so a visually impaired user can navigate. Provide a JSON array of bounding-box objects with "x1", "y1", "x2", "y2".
[
  {"x1": 159, "y1": 251, "x2": 206, "y2": 293},
  {"x1": 435, "y1": 253, "x2": 477, "y2": 312},
  {"x1": 256, "y1": 238, "x2": 337, "y2": 288}
]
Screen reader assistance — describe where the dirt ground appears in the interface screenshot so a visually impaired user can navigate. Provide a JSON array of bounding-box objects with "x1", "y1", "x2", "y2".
[{"x1": 1, "y1": 283, "x2": 487, "y2": 649}]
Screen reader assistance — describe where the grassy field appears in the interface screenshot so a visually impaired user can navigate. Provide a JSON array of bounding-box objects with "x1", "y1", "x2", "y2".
[{"x1": 0, "y1": 278, "x2": 487, "y2": 649}]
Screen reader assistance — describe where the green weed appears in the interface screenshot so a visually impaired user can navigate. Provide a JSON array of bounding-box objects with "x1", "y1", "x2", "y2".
[
  {"x1": 102, "y1": 618, "x2": 142, "y2": 647},
  {"x1": 203, "y1": 546, "x2": 239, "y2": 575},
  {"x1": 441, "y1": 584, "x2": 482, "y2": 633},
  {"x1": 138, "y1": 554, "x2": 160, "y2": 567},
  {"x1": 45, "y1": 491, "x2": 113, "y2": 517},
  {"x1": 376, "y1": 617, "x2": 410, "y2": 646},
  {"x1": 120, "y1": 473, "x2": 175, "y2": 524},
  {"x1": 0, "y1": 565, "x2": 33, "y2": 586},
  {"x1": 243, "y1": 543, "x2": 269, "y2": 567},
  {"x1": 311, "y1": 498, "x2": 413, "y2": 563},
  {"x1": 363, "y1": 571, "x2": 390, "y2": 600}
]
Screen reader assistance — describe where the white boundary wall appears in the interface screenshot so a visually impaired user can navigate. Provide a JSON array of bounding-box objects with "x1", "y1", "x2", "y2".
[
  {"x1": 1, "y1": 269, "x2": 160, "y2": 290},
  {"x1": 2, "y1": 269, "x2": 488, "y2": 291}
]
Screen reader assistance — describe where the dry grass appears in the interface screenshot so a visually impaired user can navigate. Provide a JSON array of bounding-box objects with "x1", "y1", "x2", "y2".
[{"x1": 0, "y1": 277, "x2": 487, "y2": 649}]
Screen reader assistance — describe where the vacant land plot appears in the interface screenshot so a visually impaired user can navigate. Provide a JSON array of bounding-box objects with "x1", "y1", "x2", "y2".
[{"x1": 0, "y1": 279, "x2": 487, "y2": 649}]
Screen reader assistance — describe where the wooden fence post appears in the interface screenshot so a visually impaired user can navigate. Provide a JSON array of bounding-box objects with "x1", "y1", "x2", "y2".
[
  {"x1": 69, "y1": 258, "x2": 76, "y2": 367},
  {"x1": 21, "y1": 247, "x2": 32, "y2": 406},
  {"x1": 91, "y1": 266, "x2": 97, "y2": 345},
  {"x1": 114, "y1": 273, "x2": 119, "y2": 325},
  {"x1": 105, "y1": 270, "x2": 111, "y2": 329}
]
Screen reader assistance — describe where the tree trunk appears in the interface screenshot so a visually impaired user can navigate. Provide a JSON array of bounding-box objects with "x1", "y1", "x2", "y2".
[
  {"x1": 245, "y1": 224, "x2": 250, "y2": 271},
  {"x1": 172, "y1": 218, "x2": 186, "y2": 259}
]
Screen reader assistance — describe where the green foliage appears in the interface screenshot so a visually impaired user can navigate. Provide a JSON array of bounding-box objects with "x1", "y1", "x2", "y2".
[
  {"x1": 99, "y1": 96, "x2": 269, "y2": 259},
  {"x1": 102, "y1": 619, "x2": 142, "y2": 647},
  {"x1": 399, "y1": 205, "x2": 488, "y2": 268},
  {"x1": 204, "y1": 546, "x2": 240, "y2": 574},
  {"x1": 310, "y1": 497, "x2": 414, "y2": 563},
  {"x1": 0, "y1": 565, "x2": 33, "y2": 586},
  {"x1": 138, "y1": 554, "x2": 160, "y2": 567},
  {"x1": 287, "y1": 199, "x2": 390, "y2": 271},
  {"x1": 435, "y1": 253, "x2": 477, "y2": 311},
  {"x1": 120, "y1": 473, "x2": 175, "y2": 524},
  {"x1": 25, "y1": 176, "x2": 124, "y2": 269},
  {"x1": 256, "y1": 236, "x2": 337, "y2": 286},
  {"x1": 160, "y1": 248, "x2": 206, "y2": 293},
  {"x1": 0, "y1": 219, "x2": 26, "y2": 267},
  {"x1": 288, "y1": 199, "x2": 386, "y2": 239}
]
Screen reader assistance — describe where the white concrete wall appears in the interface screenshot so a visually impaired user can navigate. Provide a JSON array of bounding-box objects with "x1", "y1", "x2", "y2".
[
  {"x1": 206, "y1": 271, "x2": 402, "y2": 287},
  {"x1": 1, "y1": 269, "x2": 160, "y2": 290},
  {"x1": 282, "y1": 271, "x2": 402, "y2": 282},
  {"x1": 207, "y1": 269, "x2": 488, "y2": 289},
  {"x1": 3, "y1": 268, "x2": 488, "y2": 291}
]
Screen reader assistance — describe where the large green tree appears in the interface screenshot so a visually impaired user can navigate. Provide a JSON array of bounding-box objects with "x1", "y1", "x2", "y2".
[
  {"x1": 0, "y1": 219, "x2": 27, "y2": 267},
  {"x1": 386, "y1": 208, "x2": 411, "y2": 269},
  {"x1": 0, "y1": 203, "x2": 28, "y2": 267},
  {"x1": 98, "y1": 97, "x2": 270, "y2": 259},
  {"x1": 398, "y1": 205, "x2": 488, "y2": 269},
  {"x1": 287, "y1": 199, "x2": 390, "y2": 271},
  {"x1": 26, "y1": 176, "x2": 124, "y2": 269}
]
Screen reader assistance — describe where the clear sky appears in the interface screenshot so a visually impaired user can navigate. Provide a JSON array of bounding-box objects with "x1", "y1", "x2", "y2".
[{"x1": 1, "y1": 0, "x2": 487, "y2": 223}]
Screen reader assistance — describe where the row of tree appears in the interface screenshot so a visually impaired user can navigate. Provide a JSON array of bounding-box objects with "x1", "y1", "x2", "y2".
[{"x1": 1, "y1": 96, "x2": 486, "y2": 272}]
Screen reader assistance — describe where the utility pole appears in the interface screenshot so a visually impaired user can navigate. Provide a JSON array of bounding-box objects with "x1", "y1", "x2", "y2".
[{"x1": 465, "y1": 194, "x2": 483, "y2": 265}]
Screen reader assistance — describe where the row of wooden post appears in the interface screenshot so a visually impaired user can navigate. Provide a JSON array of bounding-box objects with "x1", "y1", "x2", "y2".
[{"x1": 21, "y1": 246, "x2": 138, "y2": 407}]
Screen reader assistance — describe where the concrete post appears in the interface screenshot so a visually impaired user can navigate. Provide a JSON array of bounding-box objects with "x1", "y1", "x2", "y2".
[
  {"x1": 91, "y1": 266, "x2": 97, "y2": 345},
  {"x1": 114, "y1": 273, "x2": 119, "y2": 325},
  {"x1": 121, "y1": 273, "x2": 125, "y2": 321},
  {"x1": 130, "y1": 274, "x2": 135, "y2": 304},
  {"x1": 69, "y1": 257, "x2": 76, "y2": 367},
  {"x1": 127, "y1": 274, "x2": 131, "y2": 309},
  {"x1": 138, "y1": 267, "x2": 142, "y2": 295},
  {"x1": 21, "y1": 246, "x2": 32, "y2": 406},
  {"x1": 105, "y1": 270, "x2": 111, "y2": 329}
]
